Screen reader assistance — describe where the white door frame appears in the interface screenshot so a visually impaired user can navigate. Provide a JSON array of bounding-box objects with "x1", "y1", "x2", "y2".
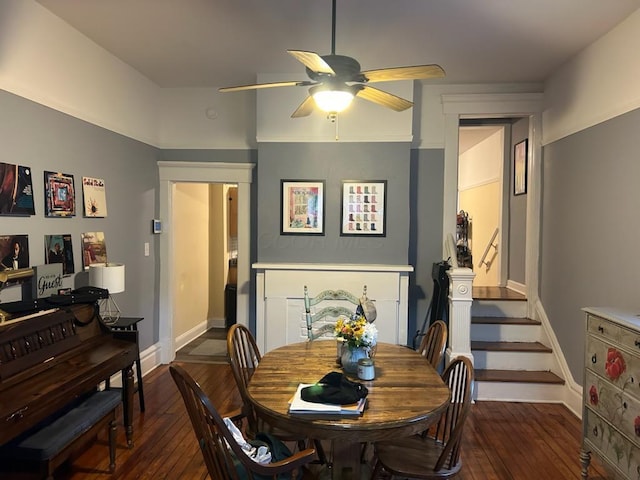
[
  {"x1": 442, "y1": 93, "x2": 543, "y2": 314},
  {"x1": 158, "y1": 161, "x2": 255, "y2": 364}
]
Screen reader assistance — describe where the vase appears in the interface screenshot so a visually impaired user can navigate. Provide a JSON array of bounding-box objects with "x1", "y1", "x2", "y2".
[{"x1": 341, "y1": 346, "x2": 369, "y2": 375}]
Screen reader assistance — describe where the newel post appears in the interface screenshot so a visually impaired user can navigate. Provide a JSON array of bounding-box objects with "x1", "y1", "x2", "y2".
[{"x1": 445, "y1": 267, "x2": 475, "y2": 365}]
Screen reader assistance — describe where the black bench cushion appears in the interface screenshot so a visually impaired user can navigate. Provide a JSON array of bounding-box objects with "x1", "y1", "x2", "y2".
[{"x1": 0, "y1": 389, "x2": 121, "y2": 461}]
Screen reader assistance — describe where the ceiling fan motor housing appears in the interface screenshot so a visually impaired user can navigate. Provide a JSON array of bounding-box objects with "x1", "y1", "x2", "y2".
[{"x1": 307, "y1": 54, "x2": 366, "y2": 83}]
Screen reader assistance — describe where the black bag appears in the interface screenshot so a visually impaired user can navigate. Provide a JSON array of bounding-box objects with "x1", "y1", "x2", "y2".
[
  {"x1": 233, "y1": 431, "x2": 301, "y2": 480},
  {"x1": 300, "y1": 371, "x2": 368, "y2": 405}
]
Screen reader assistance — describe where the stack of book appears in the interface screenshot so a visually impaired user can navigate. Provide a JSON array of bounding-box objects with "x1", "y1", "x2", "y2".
[{"x1": 288, "y1": 384, "x2": 366, "y2": 416}]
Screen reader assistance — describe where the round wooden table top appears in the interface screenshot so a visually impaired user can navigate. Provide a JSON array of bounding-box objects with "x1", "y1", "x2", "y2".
[{"x1": 247, "y1": 341, "x2": 451, "y2": 442}]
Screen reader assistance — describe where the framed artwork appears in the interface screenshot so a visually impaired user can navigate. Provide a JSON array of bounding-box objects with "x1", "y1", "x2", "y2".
[
  {"x1": 514, "y1": 139, "x2": 528, "y2": 196},
  {"x1": 82, "y1": 177, "x2": 108, "y2": 217},
  {"x1": 280, "y1": 180, "x2": 325, "y2": 235},
  {"x1": 81, "y1": 231, "x2": 107, "y2": 269},
  {"x1": 45, "y1": 234, "x2": 75, "y2": 275},
  {"x1": 0, "y1": 162, "x2": 35, "y2": 216},
  {"x1": 44, "y1": 171, "x2": 75, "y2": 217},
  {"x1": 340, "y1": 180, "x2": 387, "y2": 237},
  {"x1": 0, "y1": 234, "x2": 30, "y2": 272}
]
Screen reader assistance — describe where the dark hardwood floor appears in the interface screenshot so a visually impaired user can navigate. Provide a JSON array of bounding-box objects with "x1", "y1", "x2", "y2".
[{"x1": 44, "y1": 362, "x2": 611, "y2": 480}]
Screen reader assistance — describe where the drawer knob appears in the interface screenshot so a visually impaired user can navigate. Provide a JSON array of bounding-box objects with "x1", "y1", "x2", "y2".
[
  {"x1": 598, "y1": 325, "x2": 604, "y2": 333},
  {"x1": 593, "y1": 426, "x2": 598, "y2": 437},
  {"x1": 591, "y1": 354, "x2": 597, "y2": 364}
]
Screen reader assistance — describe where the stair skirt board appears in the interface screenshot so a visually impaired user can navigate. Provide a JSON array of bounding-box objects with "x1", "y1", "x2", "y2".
[
  {"x1": 471, "y1": 323, "x2": 542, "y2": 342},
  {"x1": 472, "y1": 300, "x2": 528, "y2": 318},
  {"x1": 473, "y1": 351, "x2": 554, "y2": 370},
  {"x1": 475, "y1": 381, "x2": 566, "y2": 403}
]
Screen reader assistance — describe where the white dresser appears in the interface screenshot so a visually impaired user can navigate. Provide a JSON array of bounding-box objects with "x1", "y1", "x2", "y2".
[{"x1": 582, "y1": 307, "x2": 640, "y2": 479}]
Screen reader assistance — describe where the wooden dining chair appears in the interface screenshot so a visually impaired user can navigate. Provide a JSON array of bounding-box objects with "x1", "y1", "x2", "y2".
[
  {"x1": 417, "y1": 320, "x2": 448, "y2": 369},
  {"x1": 370, "y1": 356, "x2": 474, "y2": 479},
  {"x1": 226, "y1": 324, "x2": 326, "y2": 463},
  {"x1": 169, "y1": 364, "x2": 316, "y2": 480},
  {"x1": 304, "y1": 285, "x2": 367, "y2": 341}
]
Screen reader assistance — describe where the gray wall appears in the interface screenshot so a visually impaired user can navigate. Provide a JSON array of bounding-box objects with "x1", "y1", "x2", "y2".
[
  {"x1": 541, "y1": 107, "x2": 640, "y2": 381},
  {"x1": 408, "y1": 148, "x2": 445, "y2": 344},
  {"x1": 0, "y1": 90, "x2": 159, "y2": 350},
  {"x1": 256, "y1": 143, "x2": 411, "y2": 264},
  {"x1": 508, "y1": 117, "x2": 528, "y2": 284}
]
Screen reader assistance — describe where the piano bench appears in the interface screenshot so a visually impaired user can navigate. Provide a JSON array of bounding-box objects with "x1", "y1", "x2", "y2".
[{"x1": 0, "y1": 390, "x2": 121, "y2": 480}]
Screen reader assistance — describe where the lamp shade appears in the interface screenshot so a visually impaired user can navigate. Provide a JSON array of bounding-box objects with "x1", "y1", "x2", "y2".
[
  {"x1": 89, "y1": 263, "x2": 125, "y2": 294},
  {"x1": 310, "y1": 84, "x2": 356, "y2": 113}
]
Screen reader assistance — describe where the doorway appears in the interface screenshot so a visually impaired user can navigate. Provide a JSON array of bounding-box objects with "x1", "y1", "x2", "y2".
[
  {"x1": 171, "y1": 182, "x2": 237, "y2": 352},
  {"x1": 441, "y1": 92, "x2": 543, "y2": 314},
  {"x1": 158, "y1": 161, "x2": 255, "y2": 364},
  {"x1": 458, "y1": 124, "x2": 506, "y2": 287}
]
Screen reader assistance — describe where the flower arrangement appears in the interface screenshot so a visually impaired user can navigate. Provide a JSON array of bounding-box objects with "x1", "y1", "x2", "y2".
[{"x1": 335, "y1": 314, "x2": 378, "y2": 350}]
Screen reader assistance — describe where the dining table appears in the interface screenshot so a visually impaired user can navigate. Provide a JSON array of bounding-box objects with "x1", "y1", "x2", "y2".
[{"x1": 247, "y1": 340, "x2": 451, "y2": 480}]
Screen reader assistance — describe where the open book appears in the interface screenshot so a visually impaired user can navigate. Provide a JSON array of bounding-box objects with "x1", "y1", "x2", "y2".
[{"x1": 288, "y1": 384, "x2": 366, "y2": 416}]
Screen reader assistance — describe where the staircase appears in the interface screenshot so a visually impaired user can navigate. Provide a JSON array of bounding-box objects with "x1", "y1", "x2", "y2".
[{"x1": 471, "y1": 286, "x2": 565, "y2": 402}]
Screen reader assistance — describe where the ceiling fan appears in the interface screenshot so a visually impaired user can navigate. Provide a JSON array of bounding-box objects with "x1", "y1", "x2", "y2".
[{"x1": 218, "y1": 0, "x2": 445, "y2": 118}]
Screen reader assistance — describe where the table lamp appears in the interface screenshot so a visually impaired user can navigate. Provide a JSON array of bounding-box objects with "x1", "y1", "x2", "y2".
[{"x1": 89, "y1": 263, "x2": 125, "y2": 323}]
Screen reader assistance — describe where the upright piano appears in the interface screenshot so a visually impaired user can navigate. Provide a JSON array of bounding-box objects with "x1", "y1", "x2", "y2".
[{"x1": 0, "y1": 302, "x2": 137, "y2": 447}]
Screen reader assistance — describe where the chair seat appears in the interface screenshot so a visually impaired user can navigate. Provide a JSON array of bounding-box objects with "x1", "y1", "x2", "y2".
[{"x1": 374, "y1": 435, "x2": 462, "y2": 479}]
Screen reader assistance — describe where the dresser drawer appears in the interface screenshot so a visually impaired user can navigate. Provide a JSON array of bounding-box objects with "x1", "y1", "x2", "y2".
[
  {"x1": 584, "y1": 408, "x2": 640, "y2": 478},
  {"x1": 585, "y1": 370, "x2": 640, "y2": 448},
  {"x1": 586, "y1": 334, "x2": 640, "y2": 402},
  {"x1": 588, "y1": 314, "x2": 640, "y2": 355}
]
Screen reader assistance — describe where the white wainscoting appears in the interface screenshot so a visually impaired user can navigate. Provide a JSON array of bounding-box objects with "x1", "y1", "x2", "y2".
[{"x1": 253, "y1": 263, "x2": 413, "y2": 353}]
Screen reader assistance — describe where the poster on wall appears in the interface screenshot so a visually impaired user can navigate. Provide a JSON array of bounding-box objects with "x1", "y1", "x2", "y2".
[
  {"x1": 81, "y1": 231, "x2": 107, "y2": 269},
  {"x1": 45, "y1": 234, "x2": 75, "y2": 275},
  {"x1": 82, "y1": 177, "x2": 108, "y2": 217},
  {"x1": 280, "y1": 180, "x2": 325, "y2": 235},
  {"x1": 0, "y1": 234, "x2": 30, "y2": 272},
  {"x1": 340, "y1": 180, "x2": 386, "y2": 237},
  {"x1": 44, "y1": 171, "x2": 76, "y2": 217},
  {"x1": 0, "y1": 162, "x2": 35, "y2": 216}
]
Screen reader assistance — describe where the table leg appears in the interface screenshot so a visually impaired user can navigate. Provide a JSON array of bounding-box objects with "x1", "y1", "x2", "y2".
[
  {"x1": 331, "y1": 441, "x2": 363, "y2": 480},
  {"x1": 122, "y1": 365, "x2": 135, "y2": 447},
  {"x1": 132, "y1": 328, "x2": 145, "y2": 412}
]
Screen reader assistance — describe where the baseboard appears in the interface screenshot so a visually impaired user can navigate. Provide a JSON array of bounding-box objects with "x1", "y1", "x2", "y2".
[
  {"x1": 506, "y1": 279, "x2": 526, "y2": 295},
  {"x1": 174, "y1": 322, "x2": 209, "y2": 351},
  {"x1": 104, "y1": 343, "x2": 162, "y2": 388}
]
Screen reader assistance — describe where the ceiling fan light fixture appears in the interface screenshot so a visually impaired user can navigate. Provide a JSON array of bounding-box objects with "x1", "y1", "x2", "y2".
[{"x1": 310, "y1": 85, "x2": 354, "y2": 113}]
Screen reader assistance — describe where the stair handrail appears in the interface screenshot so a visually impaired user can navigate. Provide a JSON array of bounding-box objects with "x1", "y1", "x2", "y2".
[{"x1": 478, "y1": 227, "x2": 499, "y2": 269}]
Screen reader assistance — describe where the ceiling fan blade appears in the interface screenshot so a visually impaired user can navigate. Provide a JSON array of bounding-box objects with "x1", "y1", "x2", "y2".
[
  {"x1": 288, "y1": 50, "x2": 335, "y2": 75},
  {"x1": 291, "y1": 96, "x2": 316, "y2": 118},
  {"x1": 356, "y1": 85, "x2": 413, "y2": 112},
  {"x1": 219, "y1": 80, "x2": 313, "y2": 93},
  {"x1": 362, "y1": 64, "x2": 445, "y2": 83}
]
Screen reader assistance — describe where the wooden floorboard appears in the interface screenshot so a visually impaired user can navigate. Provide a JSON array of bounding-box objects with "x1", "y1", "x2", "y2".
[{"x1": 30, "y1": 362, "x2": 613, "y2": 480}]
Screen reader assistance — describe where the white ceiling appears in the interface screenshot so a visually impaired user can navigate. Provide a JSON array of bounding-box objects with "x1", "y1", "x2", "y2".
[{"x1": 36, "y1": 0, "x2": 639, "y2": 89}]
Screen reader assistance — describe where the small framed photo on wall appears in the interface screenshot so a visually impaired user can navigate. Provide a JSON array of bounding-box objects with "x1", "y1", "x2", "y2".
[
  {"x1": 340, "y1": 180, "x2": 386, "y2": 237},
  {"x1": 514, "y1": 139, "x2": 528, "y2": 196},
  {"x1": 280, "y1": 180, "x2": 325, "y2": 235},
  {"x1": 44, "y1": 171, "x2": 76, "y2": 217}
]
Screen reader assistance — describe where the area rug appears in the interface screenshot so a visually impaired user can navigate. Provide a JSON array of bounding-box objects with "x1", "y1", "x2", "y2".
[{"x1": 188, "y1": 339, "x2": 227, "y2": 357}]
